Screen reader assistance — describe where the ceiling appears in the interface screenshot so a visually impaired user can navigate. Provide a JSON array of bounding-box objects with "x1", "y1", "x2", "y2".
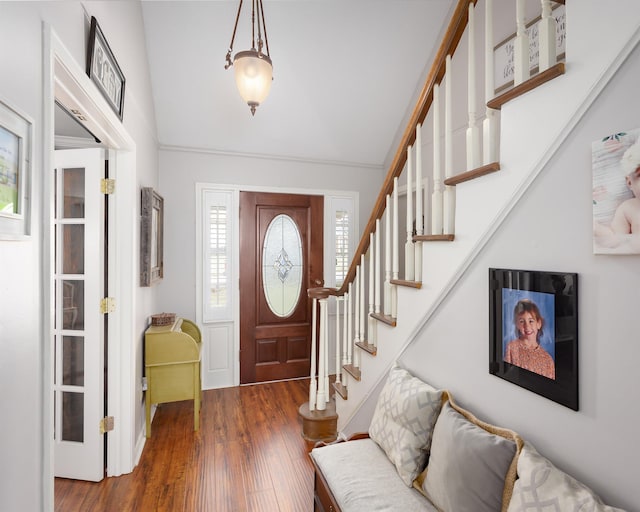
[{"x1": 140, "y1": 0, "x2": 455, "y2": 169}]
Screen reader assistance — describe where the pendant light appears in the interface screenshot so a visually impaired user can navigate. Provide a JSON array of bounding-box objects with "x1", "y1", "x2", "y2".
[{"x1": 224, "y1": 0, "x2": 273, "y2": 115}]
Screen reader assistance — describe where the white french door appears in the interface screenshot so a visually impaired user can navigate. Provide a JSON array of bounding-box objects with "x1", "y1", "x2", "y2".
[{"x1": 53, "y1": 148, "x2": 106, "y2": 481}]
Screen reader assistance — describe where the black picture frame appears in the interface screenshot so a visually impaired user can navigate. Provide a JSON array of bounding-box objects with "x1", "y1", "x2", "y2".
[
  {"x1": 489, "y1": 268, "x2": 578, "y2": 410},
  {"x1": 87, "y1": 16, "x2": 126, "y2": 120},
  {"x1": 140, "y1": 187, "x2": 164, "y2": 287}
]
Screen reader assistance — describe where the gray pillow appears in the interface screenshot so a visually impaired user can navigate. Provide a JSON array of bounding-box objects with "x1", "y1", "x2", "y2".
[
  {"x1": 419, "y1": 400, "x2": 521, "y2": 512},
  {"x1": 369, "y1": 365, "x2": 444, "y2": 486}
]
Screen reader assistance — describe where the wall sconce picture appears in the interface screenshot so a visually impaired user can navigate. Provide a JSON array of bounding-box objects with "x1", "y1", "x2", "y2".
[{"x1": 140, "y1": 187, "x2": 164, "y2": 286}]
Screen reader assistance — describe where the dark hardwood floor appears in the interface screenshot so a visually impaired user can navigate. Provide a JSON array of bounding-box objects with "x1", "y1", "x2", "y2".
[{"x1": 55, "y1": 379, "x2": 315, "y2": 511}]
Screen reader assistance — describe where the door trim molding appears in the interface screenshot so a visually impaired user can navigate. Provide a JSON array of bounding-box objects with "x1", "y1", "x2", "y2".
[{"x1": 43, "y1": 23, "x2": 137, "y2": 506}]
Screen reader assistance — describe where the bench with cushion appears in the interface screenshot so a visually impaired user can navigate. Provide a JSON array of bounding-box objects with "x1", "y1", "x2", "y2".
[{"x1": 310, "y1": 365, "x2": 625, "y2": 512}]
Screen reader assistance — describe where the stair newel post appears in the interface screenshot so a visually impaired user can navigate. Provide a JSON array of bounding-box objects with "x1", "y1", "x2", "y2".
[
  {"x1": 415, "y1": 123, "x2": 423, "y2": 281},
  {"x1": 383, "y1": 194, "x2": 392, "y2": 316},
  {"x1": 466, "y1": 1, "x2": 482, "y2": 171},
  {"x1": 405, "y1": 147, "x2": 415, "y2": 281},
  {"x1": 444, "y1": 54, "x2": 456, "y2": 235},
  {"x1": 368, "y1": 234, "x2": 376, "y2": 347},
  {"x1": 335, "y1": 296, "x2": 341, "y2": 387},
  {"x1": 432, "y1": 83, "x2": 443, "y2": 235},
  {"x1": 514, "y1": 0, "x2": 530, "y2": 85},
  {"x1": 538, "y1": 0, "x2": 556, "y2": 72},
  {"x1": 316, "y1": 298, "x2": 327, "y2": 411},
  {"x1": 342, "y1": 293, "x2": 348, "y2": 367},
  {"x1": 392, "y1": 179, "x2": 399, "y2": 319},
  {"x1": 483, "y1": 0, "x2": 499, "y2": 165},
  {"x1": 360, "y1": 253, "x2": 366, "y2": 344},
  {"x1": 374, "y1": 219, "x2": 381, "y2": 317},
  {"x1": 309, "y1": 297, "x2": 318, "y2": 411},
  {"x1": 347, "y1": 283, "x2": 353, "y2": 366}
]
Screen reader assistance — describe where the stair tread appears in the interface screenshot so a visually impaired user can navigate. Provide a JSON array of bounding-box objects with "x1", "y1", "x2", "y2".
[
  {"x1": 343, "y1": 364, "x2": 362, "y2": 381},
  {"x1": 333, "y1": 382, "x2": 348, "y2": 400},
  {"x1": 390, "y1": 278, "x2": 422, "y2": 289},
  {"x1": 370, "y1": 312, "x2": 397, "y2": 327},
  {"x1": 413, "y1": 234, "x2": 455, "y2": 242},
  {"x1": 487, "y1": 62, "x2": 565, "y2": 110},
  {"x1": 355, "y1": 340, "x2": 377, "y2": 355},
  {"x1": 444, "y1": 161, "x2": 500, "y2": 186}
]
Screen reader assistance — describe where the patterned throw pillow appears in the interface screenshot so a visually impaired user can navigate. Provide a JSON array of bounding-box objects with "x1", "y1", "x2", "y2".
[
  {"x1": 368, "y1": 365, "x2": 444, "y2": 486},
  {"x1": 508, "y1": 442, "x2": 625, "y2": 512}
]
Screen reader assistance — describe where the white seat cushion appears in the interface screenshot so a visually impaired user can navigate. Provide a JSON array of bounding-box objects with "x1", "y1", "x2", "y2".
[{"x1": 311, "y1": 438, "x2": 437, "y2": 512}]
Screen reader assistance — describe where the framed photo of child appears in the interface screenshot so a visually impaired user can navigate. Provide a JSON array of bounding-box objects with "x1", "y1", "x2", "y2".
[
  {"x1": 489, "y1": 268, "x2": 578, "y2": 410},
  {"x1": 592, "y1": 127, "x2": 640, "y2": 254}
]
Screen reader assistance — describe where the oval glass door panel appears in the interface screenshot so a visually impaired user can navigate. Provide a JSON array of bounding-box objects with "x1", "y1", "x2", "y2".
[{"x1": 262, "y1": 214, "x2": 303, "y2": 317}]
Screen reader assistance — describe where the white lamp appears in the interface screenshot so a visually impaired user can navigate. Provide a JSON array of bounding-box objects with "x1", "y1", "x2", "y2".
[{"x1": 225, "y1": 0, "x2": 273, "y2": 115}]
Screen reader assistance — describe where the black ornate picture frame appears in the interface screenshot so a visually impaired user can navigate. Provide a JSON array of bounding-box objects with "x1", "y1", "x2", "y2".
[
  {"x1": 87, "y1": 16, "x2": 126, "y2": 120},
  {"x1": 140, "y1": 187, "x2": 164, "y2": 287},
  {"x1": 489, "y1": 268, "x2": 578, "y2": 410}
]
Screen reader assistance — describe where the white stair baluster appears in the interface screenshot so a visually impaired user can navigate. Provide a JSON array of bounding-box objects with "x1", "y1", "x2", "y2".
[
  {"x1": 483, "y1": 0, "x2": 499, "y2": 165},
  {"x1": 383, "y1": 195, "x2": 392, "y2": 316},
  {"x1": 353, "y1": 267, "x2": 361, "y2": 369},
  {"x1": 415, "y1": 123, "x2": 423, "y2": 280},
  {"x1": 432, "y1": 83, "x2": 443, "y2": 235},
  {"x1": 538, "y1": 0, "x2": 557, "y2": 72},
  {"x1": 316, "y1": 297, "x2": 327, "y2": 410},
  {"x1": 342, "y1": 293, "x2": 348, "y2": 367},
  {"x1": 324, "y1": 298, "x2": 330, "y2": 404},
  {"x1": 375, "y1": 219, "x2": 381, "y2": 316},
  {"x1": 466, "y1": 1, "x2": 482, "y2": 171},
  {"x1": 514, "y1": 0, "x2": 530, "y2": 85},
  {"x1": 335, "y1": 296, "x2": 341, "y2": 386},
  {"x1": 392, "y1": 179, "x2": 399, "y2": 319},
  {"x1": 405, "y1": 148, "x2": 415, "y2": 281},
  {"x1": 368, "y1": 235, "x2": 376, "y2": 347},
  {"x1": 309, "y1": 297, "x2": 317, "y2": 411},
  {"x1": 347, "y1": 283, "x2": 353, "y2": 365},
  {"x1": 360, "y1": 253, "x2": 366, "y2": 343},
  {"x1": 444, "y1": 54, "x2": 456, "y2": 234}
]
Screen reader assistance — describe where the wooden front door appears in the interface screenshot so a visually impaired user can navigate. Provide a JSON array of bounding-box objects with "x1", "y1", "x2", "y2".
[{"x1": 239, "y1": 192, "x2": 323, "y2": 384}]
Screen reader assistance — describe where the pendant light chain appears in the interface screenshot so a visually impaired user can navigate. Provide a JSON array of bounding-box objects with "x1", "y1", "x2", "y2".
[
  {"x1": 259, "y1": 0, "x2": 270, "y2": 58},
  {"x1": 225, "y1": 0, "x2": 244, "y2": 69}
]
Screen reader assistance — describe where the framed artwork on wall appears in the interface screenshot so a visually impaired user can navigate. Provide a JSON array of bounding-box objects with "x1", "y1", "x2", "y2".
[
  {"x1": 87, "y1": 16, "x2": 126, "y2": 120},
  {"x1": 0, "y1": 98, "x2": 32, "y2": 239},
  {"x1": 489, "y1": 268, "x2": 578, "y2": 410},
  {"x1": 140, "y1": 187, "x2": 164, "y2": 287},
  {"x1": 592, "y1": 127, "x2": 640, "y2": 254}
]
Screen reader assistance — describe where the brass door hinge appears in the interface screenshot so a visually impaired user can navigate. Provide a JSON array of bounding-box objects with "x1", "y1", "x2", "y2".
[
  {"x1": 100, "y1": 416, "x2": 115, "y2": 434},
  {"x1": 100, "y1": 178, "x2": 115, "y2": 194},
  {"x1": 100, "y1": 297, "x2": 116, "y2": 314}
]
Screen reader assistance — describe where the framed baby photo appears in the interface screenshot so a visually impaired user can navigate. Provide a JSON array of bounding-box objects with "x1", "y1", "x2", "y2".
[
  {"x1": 592, "y1": 127, "x2": 640, "y2": 254},
  {"x1": 489, "y1": 268, "x2": 578, "y2": 410}
]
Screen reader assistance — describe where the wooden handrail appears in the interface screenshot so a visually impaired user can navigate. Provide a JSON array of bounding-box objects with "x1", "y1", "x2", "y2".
[{"x1": 309, "y1": 0, "x2": 477, "y2": 300}]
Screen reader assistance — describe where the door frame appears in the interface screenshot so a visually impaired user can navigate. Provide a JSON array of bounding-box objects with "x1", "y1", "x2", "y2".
[
  {"x1": 43, "y1": 24, "x2": 137, "y2": 505},
  {"x1": 195, "y1": 183, "x2": 359, "y2": 389}
]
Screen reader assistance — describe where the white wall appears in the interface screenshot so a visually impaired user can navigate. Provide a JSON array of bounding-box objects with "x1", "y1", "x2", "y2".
[
  {"x1": 0, "y1": 2, "x2": 158, "y2": 510},
  {"x1": 355, "y1": 23, "x2": 640, "y2": 512},
  {"x1": 156, "y1": 148, "x2": 383, "y2": 322}
]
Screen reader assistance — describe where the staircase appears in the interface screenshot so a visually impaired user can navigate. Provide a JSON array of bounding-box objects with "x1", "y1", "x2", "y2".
[{"x1": 300, "y1": 0, "x2": 633, "y2": 439}]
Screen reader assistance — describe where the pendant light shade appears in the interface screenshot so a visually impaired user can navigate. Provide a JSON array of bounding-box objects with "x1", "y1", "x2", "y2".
[
  {"x1": 224, "y1": 0, "x2": 273, "y2": 115},
  {"x1": 233, "y1": 50, "x2": 273, "y2": 115}
]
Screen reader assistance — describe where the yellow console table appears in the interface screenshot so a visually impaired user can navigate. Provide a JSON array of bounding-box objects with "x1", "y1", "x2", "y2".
[{"x1": 145, "y1": 317, "x2": 202, "y2": 437}]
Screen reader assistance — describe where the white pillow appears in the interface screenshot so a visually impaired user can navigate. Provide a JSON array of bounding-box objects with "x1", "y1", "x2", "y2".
[
  {"x1": 368, "y1": 365, "x2": 444, "y2": 486},
  {"x1": 508, "y1": 442, "x2": 625, "y2": 512}
]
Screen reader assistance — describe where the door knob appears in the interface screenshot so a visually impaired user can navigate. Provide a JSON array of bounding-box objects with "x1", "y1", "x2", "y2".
[{"x1": 313, "y1": 279, "x2": 323, "y2": 286}]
